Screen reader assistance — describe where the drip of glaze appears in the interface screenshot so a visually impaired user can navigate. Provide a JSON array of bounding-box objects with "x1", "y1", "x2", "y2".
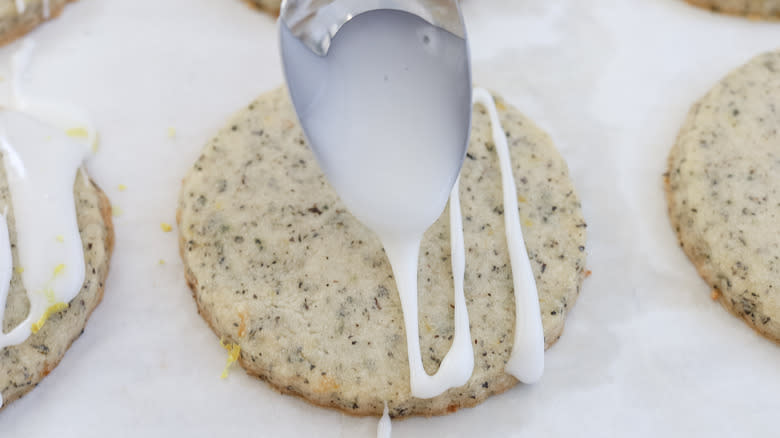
[
  {"x1": 376, "y1": 402, "x2": 391, "y2": 438},
  {"x1": 0, "y1": 39, "x2": 92, "y2": 349},
  {"x1": 0, "y1": 111, "x2": 89, "y2": 348},
  {"x1": 472, "y1": 88, "x2": 544, "y2": 382},
  {"x1": 382, "y1": 174, "x2": 473, "y2": 399},
  {"x1": 11, "y1": 40, "x2": 98, "y2": 151},
  {"x1": 43, "y1": 0, "x2": 50, "y2": 19},
  {"x1": 14, "y1": 0, "x2": 25, "y2": 14}
]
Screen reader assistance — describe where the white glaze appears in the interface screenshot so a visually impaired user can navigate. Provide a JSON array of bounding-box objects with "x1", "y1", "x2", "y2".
[
  {"x1": 472, "y1": 88, "x2": 544, "y2": 382},
  {"x1": 0, "y1": 111, "x2": 88, "y2": 348},
  {"x1": 376, "y1": 402, "x2": 392, "y2": 438},
  {"x1": 0, "y1": 39, "x2": 92, "y2": 349}
]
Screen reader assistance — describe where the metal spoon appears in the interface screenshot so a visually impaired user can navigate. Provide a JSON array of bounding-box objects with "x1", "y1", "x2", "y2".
[{"x1": 278, "y1": 0, "x2": 472, "y2": 235}]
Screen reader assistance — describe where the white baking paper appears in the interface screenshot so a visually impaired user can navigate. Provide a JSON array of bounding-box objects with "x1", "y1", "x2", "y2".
[{"x1": 0, "y1": 0, "x2": 779, "y2": 436}]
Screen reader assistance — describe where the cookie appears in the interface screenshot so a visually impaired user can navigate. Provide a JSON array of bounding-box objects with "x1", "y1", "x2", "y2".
[
  {"x1": 0, "y1": 0, "x2": 75, "y2": 47},
  {"x1": 178, "y1": 86, "x2": 587, "y2": 417},
  {"x1": 242, "y1": 0, "x2": 280, "y2": 15},
  {"x1": 684, "y1": 0, "x2": 780, "y2": 18},
  {"x1": 0, "y1": 163, "x2": 113, "y2": 410},
  {"x1": 666, "y1": 49, "x2": 780, "y2": 343}
]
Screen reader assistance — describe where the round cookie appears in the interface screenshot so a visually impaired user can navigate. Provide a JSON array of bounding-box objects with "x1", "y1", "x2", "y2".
[
  {"x1": 0, "y1": 165, "x2": 113, "y2": 410},
  {"x1": 242, "y1": 0, "x2": 280, "y2": 15},
  {"x1": 684, "y1": 0, "x2": 780, "y2": 18},
  {"x1": 178, "y1": 86, "x2": 587, "y2": 417},
  {"x1": 666, "y1": 49, "x2": 780, "y2": 343},
  {"x1": 0, "y1": 0, "x2": 76, "y2": 47}
]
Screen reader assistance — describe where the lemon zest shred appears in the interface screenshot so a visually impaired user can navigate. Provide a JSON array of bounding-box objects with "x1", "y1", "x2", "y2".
[
  {"x1": 53, "y1": 264, "x2": 65, "y2": 276},
  {"x1": 158, "y1": 259, "x2": 166, "y2": 265},
  {"x1": 56, "y1": 235, "x2": 64, "y2": 243},
  {"x1": 160, "y1": 222, "x2": 173, "y2": 232},
  {"x1": 112, "y1": 205, "x2": 122, "y2": 217},
  {"x1": 168, "y1": 127, "x2": 176, "y2": 138},
  {"x1": 237, "y1": 311, "x2": 247, "y2": 338},
  {"x1": 15, "y1": 266, "x2": 24, "y2": 274},
  {"x1": 31, "y1": 302, "x2": 68, "y2": 333},
  {"x1": 118, "y1": 184, "x2": 127, "y2": 192},
  {"x1": 219, "y1": 338, "x2": 241, "y2": 379}
]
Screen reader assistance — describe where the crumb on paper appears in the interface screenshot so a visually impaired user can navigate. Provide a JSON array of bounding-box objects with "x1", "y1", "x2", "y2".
[
  {"x1": 584, "y1": 270, "x2": 593, "y2": 278},
  {"x1": 66, "y1": 127, "x2": 88, "y2": 138},
  {"x1": 160, "y1": 222, "x2": 173, "y2": 232},
  {"x1": 219, "y1": 338, "x2": 241, "y2": 379}
]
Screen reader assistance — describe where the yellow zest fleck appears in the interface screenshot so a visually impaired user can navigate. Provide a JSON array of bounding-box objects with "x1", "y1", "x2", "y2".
[
  {"x1": 91, "y1": 134, "x2": 100, "y2": 153},
  {"x1": 517, "y1": 195, "x2": 527, "y2": 203},
  {"x1": 160, "y1": 222, "x2": 173, "y2": 232},
  {"x1": 53, "y1": 264, "x2": 65, "y2": 276},
  {"x1": 112, "y1": 205, "x2": 123, "y2": 217},
  {"x1": 168, "y1": 127, "x2": 176, "y2": 138},
  {"x1": 118, "y1": 184, "x2": 127, "y2": 192},
  {"x1": 238, "y1": 311, "x2": 247, "y2": 338},
  {"x1": 56, "y1": 235, "x2": 64, "y2": 243},
  {"x1": 31, "y1": 302, "x2": 68, "y2": 334},
  {"x1": 66, "y1": 127, "x2": 89, "y2": 138},
  {"x1": 495, "y1": 100, "x2": 506, "y2": 111},
  {"x1": 15, "y1": 266, "x2": 24, "y2": 274},
  {"x1": 219, "y1": 338, "x2": 241, "y2": 379},
  {"x1": 523, "y1": 219, "x2": 534, "y2": 228},
  {"x1": 44, "y1": 135, "x2": 52, "y2": 141},
  {"x1": 0, "y1": 75, "x2": 4, "y2": 82},
  {"x1": 215, "y1": 201, "x2": 224, "y2": 211},
  {"x1": 158, "y1": 259, "x2": 166, "y2": 265}
]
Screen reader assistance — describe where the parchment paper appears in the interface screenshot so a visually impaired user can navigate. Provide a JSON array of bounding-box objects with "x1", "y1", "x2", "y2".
[{"x1": 0, "y1": 0, "x2": 778, "y2": 436}]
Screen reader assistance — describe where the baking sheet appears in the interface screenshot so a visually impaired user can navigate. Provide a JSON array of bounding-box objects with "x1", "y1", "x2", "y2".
[{"x1": 1, "y1": 0, "x2": 779, "y2": 436}]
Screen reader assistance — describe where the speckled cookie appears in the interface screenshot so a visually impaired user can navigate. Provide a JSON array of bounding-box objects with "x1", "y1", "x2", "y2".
[
  {"x1": 0, "y1": 166, "x2": 113, "y2": 410},
  {"x1": 666, "y1": 49, "x2": 780, "y2": 343},
  {"x1": 684, "y1": 0, "x2": 780, "y2": 18},
  {"x1": 242, "y1": 0, "x2": 280, "y2": 15},
  {"x1": 178, "y1": 86, "x2": 587, "y2": 417},
  {"x1": 0, "y1": 0, "x2": 76, "y2": 47}
]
